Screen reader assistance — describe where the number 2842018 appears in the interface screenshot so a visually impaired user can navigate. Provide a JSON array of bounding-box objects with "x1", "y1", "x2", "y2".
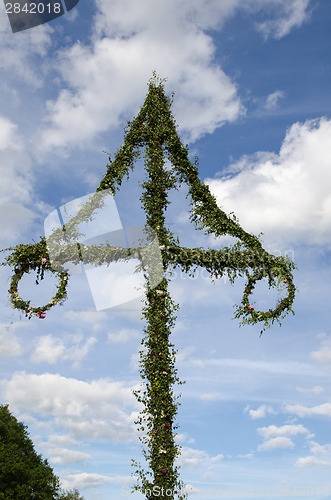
[{"x1": 5, "y1": 3, "x2": 62, "y2": 14}]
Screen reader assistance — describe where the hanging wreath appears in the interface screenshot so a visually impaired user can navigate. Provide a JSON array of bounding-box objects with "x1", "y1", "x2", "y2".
[
  {"x1": 235, "y1": 269, "x2": 296, "y2": 334},
  {"x1": 5, "y1": 247, "x2": 68, "y2": 319}
]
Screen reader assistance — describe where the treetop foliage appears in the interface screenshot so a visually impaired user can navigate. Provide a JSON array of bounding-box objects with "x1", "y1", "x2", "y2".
[{"x1": 0, "y1": 403, "x2": 60, "y2": 499}]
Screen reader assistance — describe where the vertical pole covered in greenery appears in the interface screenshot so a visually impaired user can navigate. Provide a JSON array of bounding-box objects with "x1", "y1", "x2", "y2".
[{"x1": 1, "y1": 75, "x2": 296, "y2": 499}]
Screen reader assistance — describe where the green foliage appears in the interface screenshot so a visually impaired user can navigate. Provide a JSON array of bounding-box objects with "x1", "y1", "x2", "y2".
[
  {"x1": 0, "y1": 404, "x2": 60, "y2": 499},
  {"x1": 57, "y1": 488, "x2": 86, "y2": 500},
  {"x1": 131, "y1": 279, "x2": 187, "y2": 499},
  {"x1": 0, "y1": 73, "x2": 297, "y2": 499},
  {"x1": 1, "y1": 238, "x2": 68, "y2": 319}
]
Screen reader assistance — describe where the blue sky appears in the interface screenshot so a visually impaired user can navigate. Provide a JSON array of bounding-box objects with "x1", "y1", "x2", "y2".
[{"x1": 1, "y1": 1, "x2": 331, "y2": 499}]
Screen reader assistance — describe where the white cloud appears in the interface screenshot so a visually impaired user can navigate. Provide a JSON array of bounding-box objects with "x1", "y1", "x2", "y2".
[
  {"x1": 31, "y1": 335, "x2": 66, "y2": 364},
  {"x1": 30, "y1": 334, "x2": 97, "y2": 367},
  {"x1": 297, "y1": 386, "x2": 325, "y2": 395},
  {"x1": 0, "y1": 115, "x2": 36, "y2": 243},
  {"x1": 107, "y1": 328, "x2": 140, "y2": 343},
  {"x1": 0, "y1": 116, "x2": 18, "y2": 150},
  {"x1": 38, "y1": 33, "x2": 242, "y2": 151},
  {"x1": 93, "y1": 0, "x2": 312, "y2": 40},
  {"x1": 176, "y1": 446, "x2": 224, "y2": 468},
  {"x1": 0, "y1": 116, "x2": 32, "y2": 204},
  {"x1": 0, "y1": 204, "x2": 36, "y2": 243},
  {"x1": 4, "y1": 372, "x2": 140, "y2": 442},
  {"x1": 48, "y1": 447, "x2": 91, "y2": 465},
  {"x1": 309, "y1": 335, "x2": 331, "y2": 370},
  {"x1": 245, "y1": 404, "x2": 276, "y2": 419},
  {"x1": 311, "y1": 346, "x2": 331, "y2": 369},
  {"x1": 257, "y1": 424, "x2": 310, "y2": 439},
  {"x1": 205, "y1": 118, "x2": 331, "y2": 246},
  {"x1": 285, "y1": 402, "x2": 331, "y2": 418},
  {"x1": 258, "y1": 436, "x2": 294, "y2": 451},
  {"x1": 61, "y1": 473, "x2": 131, "y2": 490},
  {"x1": 200, "y1": 392, "x2": 223, "y2": 401},
  {"x1": 257, "y1": 424, "x2": 312, "y2": 452},
  {"x1": 46, "y1": 434, "x2": 79, "y2": 447},
  {"x1": 64, "y1": 310, "x2": 108, "y2": 331},
  {"x1": 309, "y1": 441, "x2": 331, "y2": 456},
  {"x1": 255, "y1": 0, "x2": 312, "y2": 40},
  {"x1": 92, "y1": 0, "x2": 239, "y2": 37},
  {"x1": 30, "y1": 0, "x2": 313, "y2": 154},
  {"x1": 175, "y1": 346, "x2": 197, "y2": 365},
  {"x1": 264, "y1": 90, "x2": 285, "y2": 110},
  {"x1": 0, "y1": 8, "x2": 52, "y2": 87},
  {"x1": 295, "y1": 456, "x2": 330, "y2": 468},
  {"x1": 175, "y1": 433, "x2": 195, "y2": 445},
  {"x1": 0, "y1": 322, "x2": 23, "y2": 357},
  {"x1": 237, "y1": 453, "x2": 254, "y2": 459},
  {"x1": 67, "y1": 335, "x2": 97, "y2": 369}
]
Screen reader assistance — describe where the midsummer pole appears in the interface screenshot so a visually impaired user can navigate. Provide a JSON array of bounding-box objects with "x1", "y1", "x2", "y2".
[{"x1": 1, "y1": 75, "x2": 296, "y2": 499}]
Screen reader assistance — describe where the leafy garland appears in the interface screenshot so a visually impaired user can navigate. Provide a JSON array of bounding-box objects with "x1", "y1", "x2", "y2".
[
  {"x1": 131, "y1": 279, "x2": 187, "y2": 498},
  {"x1": 2, "y1": 238, "x2": 68, "y2": 319},
  {"x1": 1, "y1": 74, "x2": 297, "y2": 499},
  {"x1": 160, "y1": 244, "x2": 296, "y2": 335}
]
